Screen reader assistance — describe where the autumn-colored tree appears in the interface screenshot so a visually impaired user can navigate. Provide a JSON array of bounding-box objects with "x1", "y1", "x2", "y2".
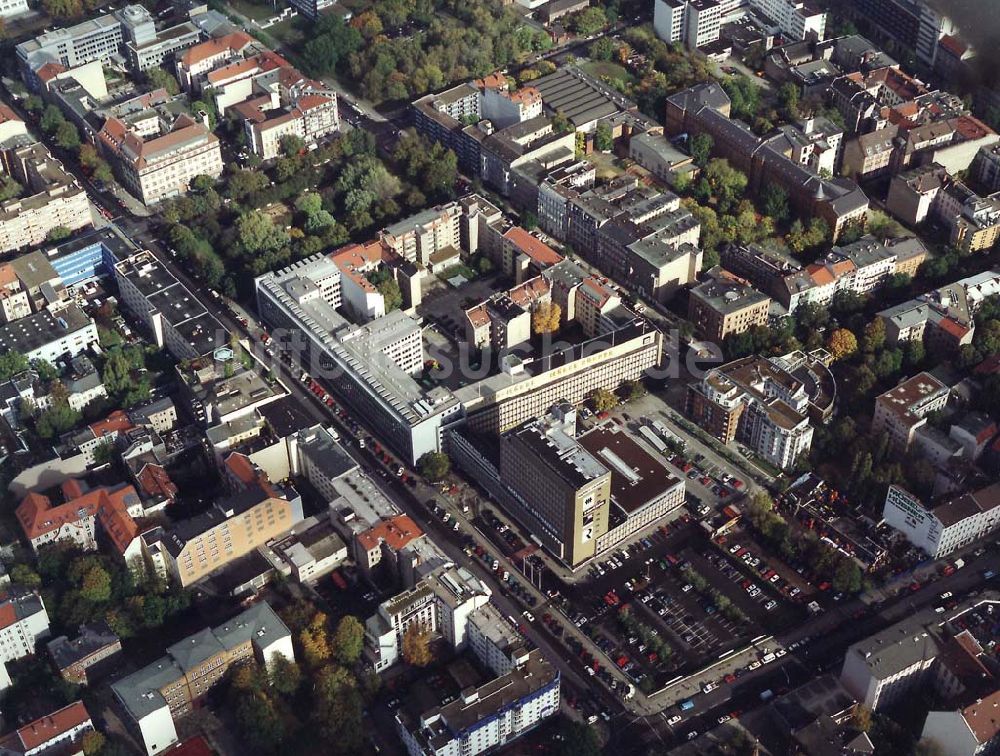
[
  {"x1": 299, "y1": 612, "x2": 332, "y2": 668},
  {"x1": 827, "y1": 328, "x2": 858, "y2": 360},
  {"x1": 532, "y1": 302, "x2": 562, "y2": 334},
  {"x1": 401, "y1": 622, "x2": 433, "y2": 667},
  {"x1": 862, "y1": 318, "x2": 886, "y2": 353},
  {"x1": 81, "y1": 731, "x2": 106, "y2": 756},
  {"x1": 590, "y1": 387, "x2": 618, "y2": 413}
]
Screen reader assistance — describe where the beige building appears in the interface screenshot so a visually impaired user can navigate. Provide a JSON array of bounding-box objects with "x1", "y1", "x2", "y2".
[
  {"x1": 0, "y1": 141, "x2": 91, "y2": 254},
  {"x1": 499, "y1": 408, "x2": 612, "y2": 566},
  {"x1": 0, "y1": 264, "x2": 31, "y2": 323},
  {"x1": 380, "y1": 203, "x2": 463, "y2": 266},
  {"x1": 688, "y1": 272, "x2": 771, "y2": 342},
  {"x1": 99, "y1": 113, "x2": 223, "y2": 205},
  {"x1": 872, "y1": 372, "x2": 950, "y2": 452}
]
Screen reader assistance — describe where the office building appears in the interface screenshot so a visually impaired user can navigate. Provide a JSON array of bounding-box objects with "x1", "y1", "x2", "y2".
[
  {"x1": 112, "y1": 602, "x2": 294, "y2": 756},
  {"x1": 654, "y1": 0, "x2": 722, "y2": 49},
  {"x1": 99, "y1": 112, "x2": 223, "y2": 205},
  {"x1": 686, "y1": 355, "x2": 817, "y2": 470},
  {"x1": 847, "y1": 0, "x2": 954, "y2": 67},
  {"x1": 872, "y1": 372, "x2": 950, "y2": 452},
  {"x1": 47, "y1": 620, "x2": 122, "y2": 685},
  {"x1": 116, "y1": 4, "x2": 201, "y2": 71},
  {"x1": 397, "y1": 647, "x2": 560, "y2": 756},
  {"x1": 882, "y1": 483, "x2": 1000, "y2": 559},
  {"x1": 748, "y1": 0, "x2": 826, "y2": 41},
  {"x1": 0, "y1": 0, "x2": 27, "y2": 18},
  {"x1": 114, "y1": 251, "x2": 226, "y2": 360},
  {"x1": 16, "y1": 15, "x2": 124, "y2": 84},
  {"x1": 0, "y1": 304, "x2": 97, "y2": 364},
  {"x1": 688, "y1": 271, "x2": 771, "y2": 342},
  {"x1": 143, "y1": 462, "x2": 303, "y2": 587},
  {"x1": 500, "y1": 409, "x2": 611, "y2": 566}
]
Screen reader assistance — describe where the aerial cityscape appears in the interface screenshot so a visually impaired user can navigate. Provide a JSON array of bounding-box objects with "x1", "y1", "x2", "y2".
[{"x1": 0, "y1": 0, "x2": 995, "y2": 753}]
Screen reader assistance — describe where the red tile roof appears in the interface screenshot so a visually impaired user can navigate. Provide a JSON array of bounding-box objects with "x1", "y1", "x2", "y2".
[
  {"x1": 35, "y1": 62, "x2": 66, "y2": 82},
  {"x1": 89, "y1": 410, "x2": 133, "y2": 439},
  {"x1": 16, "y1": 483, "x2": 139, "y2": 553},
  {"x1": 164, "y1": 736, "x2": 216, "y2": 756},
  {"x1": 17, "y1": 702, "x2": 91, "y2": 752},
  {"x1": 356, "y1": 514, "x2": 423, "y2": 552},
  {"x1": 136, "y1": 463, "x2": 178, "y2": 503},
  {"x1": 225, "y1": 453, "x2": 258, "y2": 486},
  {"x1": 964, "y1": 689, "x2": 1000, "y2": 745},
  {"x1": 179, "y1": 31, "x2": 253, "y2": 68},
  {"x1": 0, "y1": 104, "x2": 22, "y2": 125},
  {"x1": 504, "y1": 227, "x2": 563, "y2": 267},
  {"x1": 0, "y1": 602, "x2": 16, "y2": 631},
  {"x1": 936, "y1": 316, "x2": 971, "y2": 340}
]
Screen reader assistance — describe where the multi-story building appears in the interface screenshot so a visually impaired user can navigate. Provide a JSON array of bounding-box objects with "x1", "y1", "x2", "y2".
[
  {"x1": 748, "y1": 0, "x2": 826, "y2": 41},
  {"x1": 0, "y1": 303, "x2": 97, "y2": 364},
  {"x1": 686, "y1": 355, "x2": 817, "y2": 470},
  {"x1": 397, "y1": 647, "x2": 560, "y2": 756},
  {"x1": 16, "y1": 479, "x2": 141, "y2": 559},
  {"x1": 922, "y1": 690, "x2": 1000, "y2": 756},
  {"x1": 969, "y1": 142, "x2": 1000, "y2": 194},
  {"x1": 886, "y1": 162, "x2": 950, "y2": 225},
  {"x1": 654, "y1": 0, "x2": 721, "y2": 49},
  {"x1": 665, "y1": 83, "x2": 868, "y2": 240},
  {"x1": 499, "y1": 407, "x2": 612, "y2": 567},
  {"x1": 0, "y1": 264, "x2": 31, "y2": 323},
  {"x1": 114, "y1": 251, "x2": 226, "y2": 360},
  {"x1": 232, "y1": 76, "x2": 339, "y2": 161},
  {"x1": 16, "y1": 15, "x2": 124, "y2": 86},
  {"x1": 267, "y1": 515, "x2": 348, "y2": 584},
  {"x1": 0, "y1": 0, "x2": 27, "y2": 18},
  {"x1": 688, "y1": 271, "x2": 771, "y2": 342},
  {"x1": 99, "y1": 113, "x2": 223, "y2": 206},
  {"x1": 846, "y1": 0, "x2": 954, "y2": 67},
  {"x1": 381, "y1": 203, "x2": 463, "y2": 267},
  {"x1": 476, "y1": 72, "x2": 544, "y2": 129},
  {"x1": 840, "y1": 594, "x2": 1000, "y2": 712},
  {"x1": 115, "y1": 4, "x2": 202, "y2": 72},
  {"x1": 0, "y1": 141, "x2": 91, "y2": 254},
  {"x1": 111, "y1": 602, "x2": 294, "y2": 756},
  {"x1": 0, "y1": 588, "x2": 50, "y2": 667},
  {"x1": 871, "y1": 372, "x2": 950, "y2": 452},
  {"x1": 175, "y1": 31, "x2": 256, "y2": 92},
  {"x1": 882, "y1": 483, "x2": 1000, "y2": 559},
  {"x1": 47, "y1": 620, "x2": 122, "y2": 685},
  {"x1": 365, "y1": 565, "x2": 491, "y2": 672},
  {"x1": 464, "y1": 276, "x2": 551, "y2": 352},
  {"x1": 144, "y1": 465, "x2": 303, "y2": 587},
  {"x1": 13, "y1": 701, "x2": 94, "y2": 756}
]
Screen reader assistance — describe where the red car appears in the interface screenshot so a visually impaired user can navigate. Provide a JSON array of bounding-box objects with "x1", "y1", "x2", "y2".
[{"x1": 724, "y1": 673, "x2": 736, "y2": 684}]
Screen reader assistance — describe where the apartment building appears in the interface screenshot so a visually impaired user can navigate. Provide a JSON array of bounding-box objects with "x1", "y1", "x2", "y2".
[
  {"x1": 114, "y1": 251, "x2": 226, "y2": 360},
  {"x1": 99, "y1": 113, "x2": 223, "y2": 206},
  {"x1": 686, "y1": 355, "x2": 816, "y2": 470},
  {"x1": 499, "y1": 407, "x2": 612, "y2": 567},
  {"x1": 365, "y1": 565, "x2": 491, "y2": 672},
  {"x1": 112, "y1": 602, "x2": 294, "y2": 756},
  {"x1": 476, "y1": 72, "x2": 544, "y2": 129},
  {"x1": 175, "y1": 31, "x2": 256, "y2": 91},
  {"x1": 0, "y1": 141, "x2": 91, "y2": 254},
  {"x1": 16, "y1": 479, "x2": 141, "y2": 559},
  {"x1": 872, "y1": 372, "x2": 950, "y2": 452},
  {"x1": 0, "y1": 304, "x2": 97, "y2": 364},
  {"x1": 665, "y1": 83, "x2": 868, "y2": 240},
  {"x1": 381, "y1": 203, "x2": 463, "y2": 267},
  {"x1": 0, "y1": 588, "x2": 50, "y2": 667},
  {"x1": 882, "y1": 483, "x2": 1000, "y2": 559},
  {"x1": 47, "y1": 620, "x2": 122, "y2": 685},
  {"x1": 0, "y1": 264, "x2": 31, "y2": 323},
  {"x1": 922, "y1": 690, "x2": 1000, "y2": 756},
  {"x1": 354, "y1": 514, "x2": 425, "y2": 581},
  {"x1": 970, "y1": 142, "x2": 1000, "y2": 194},
  {"x1": 0, "y1": 0, "x2": 27, "y2": 18},
  {"x1": 688, "y1": 272, "x2": 771, "y2": 342},
  {"x1": 398, "y1": 647, "x2": 560, "y2": 756},
  {"x1": 12, "y1": 701, "x2": 93, "y2": 756},
  {"x1": 464, "y1": 276, "x2": 551, "y2": 352}
]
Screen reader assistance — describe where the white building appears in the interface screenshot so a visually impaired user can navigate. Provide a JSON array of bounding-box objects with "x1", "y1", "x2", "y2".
[
  {"x1": 0, "y1": 304, "x2": 98, "y2": 364},
  {"x1": 0, "y1": 588, "x2": 50, "y2": 664},
  {"x1": 654, "y1": 0, "x2": 721, "y2": 48},
  {"x1": 0, "y1": 0, "x2": 28, "y2": 18},
  {"x1": 872, "y1": 372, "x2": 950, "y2": 452},
  {"x1": 15, "y1": 701, "x2": 93, "y2": 756},
  {"x1": 882, "y1": 483, "x2": 1000, "y2": 559},
  {"x1": 921, "y1": 690, "x2": 1000, "y2": 756},
  {"x1": 397, "y1": 645, "x2": 560, "y2": 756},
  {"x1": 749, "y1": 0, "x2": 826, "y2": 41}
]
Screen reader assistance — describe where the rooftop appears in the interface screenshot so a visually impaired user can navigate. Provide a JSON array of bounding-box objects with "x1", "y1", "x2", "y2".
[{"x1": 0, "y1": 304, "x2": 93, "y2": 357}]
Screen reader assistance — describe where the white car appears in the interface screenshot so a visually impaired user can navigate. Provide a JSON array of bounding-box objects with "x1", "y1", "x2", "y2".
[
  {"x1": 764, "y1": 600, "x2": 778, "y2": 611},
  {"x1": 682, "y1": 584, "x2": 694, "y2": 593},
  {"x1": 729, "y1": 544, "x2": 741, "y2": 554},
  {"x1": 748, "y1": 661, "x2": 762, "y2": 670},
  {"x1": 776, "y1": 648, "x2": 787, "y2": 657},
  {"x1": 522, "y1": 611, "x2": 534, "y2": 622},
  {"x1": 667, "y1": 715, "x2": 682, "y2": 725},
  {"x1": 717, "y1": 714, "x2": 731, "y2": 724},
  {"x1": 701, "y1": 682, "x2": 716, "y2": 694},
  {"x1": 687, "y1": 731, "x2": 699, "y2": 741}
]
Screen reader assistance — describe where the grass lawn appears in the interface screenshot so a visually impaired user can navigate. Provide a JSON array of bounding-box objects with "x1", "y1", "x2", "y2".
[
  {"x1": 580, "y1": 60, "x2": 635, "y2": 85},
  {"x1": 584, "y1": 150, "x2": 625, "y2": 181},
  {"x1": 229, "y1": 0, "x2": 279, "y2": 20},
  {"x1": 266, "y1": 16, "x2": 306, "y2": 48}
]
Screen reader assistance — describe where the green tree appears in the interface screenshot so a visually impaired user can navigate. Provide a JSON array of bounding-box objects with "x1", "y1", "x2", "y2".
[
  {"x1": 589, "y1": 37, "x2": 615, "y2": 61},
  {"x1": 594, "y1": 120, "x2": 613, "y2": 151},
  {"x1": 79, "y1": 564, "x2": 112, "y2": 603},
  {"x1": 0, "y1": 351, "x2": 29, "y2": 380},
  {"x1": 145, "y1": 67, "x2": 180, "y2": 95},
  {"x1": 54, "y1": 120, "x2": 80, "y2": 150},
  {"x1": 552, "y1": 110, "x2": 574, "y2": 134},
  {"x1": 689, "y1": 132, "x2": 713, "y2": 167},
  {"x1": 777, "y1": 82, "x2": 800, "y2": 120},
  {"x1": 590, "y1": 387, "x2": 618, "y2": 412},
  {"x1": 556, "y1": 722, "x2": 601, "y2": 756},
  {"x1": 269, "y1": 654, "x2": 302, "y2": 696},
  {"x1": 833, "y1": 559, "x2": 862, "y2": 593},
  {"x1": 46, "y1": 226, "x2": 72, "y2": 242},
  {"x1": 10, "y1": 564, "x2": 42, "y2": 589},
  {"x1": 418, "y1": 451, "x2": 451, "y2": 482},
  {"x1": 333, "y1": 615, "x2": 365, "y2": 665},
  {"x1": 761, "y1": 182, "x2": 789, "y2": 222},
  {"x1": 237, "y1": 211, "x2": 289, "y2": 255},
  {"x1": 622, "y1": 379, "x2": 646, "y2": 402},
  {"x1": 568, "y1": 6, "x2": 607, "y2": 35}
]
